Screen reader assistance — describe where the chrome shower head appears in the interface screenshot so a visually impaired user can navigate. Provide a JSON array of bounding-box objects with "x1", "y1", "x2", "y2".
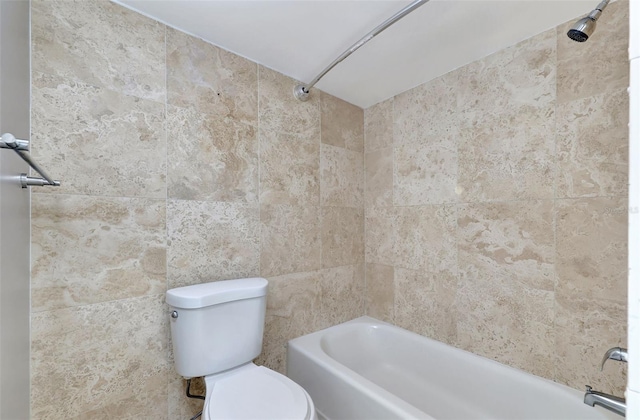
[
  {"x1": 567, "y1": 0, "x2": 609, "y2": 42},
  {"x1": 567, "y1": 17, "x2": 597, "y2": 42}
]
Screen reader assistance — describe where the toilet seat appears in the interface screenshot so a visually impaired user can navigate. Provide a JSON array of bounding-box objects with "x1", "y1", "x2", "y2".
[{"x1": 204, "y1": 364, "x2": 315, "y2": 420}]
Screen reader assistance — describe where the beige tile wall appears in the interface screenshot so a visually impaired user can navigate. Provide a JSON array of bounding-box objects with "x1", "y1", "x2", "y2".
[
  {"x1": 365, "y1": 0, "x2": 629, "y2": 396},
  {"x1": 29, "y1": 1, "x2": 363, "y2": 418}
]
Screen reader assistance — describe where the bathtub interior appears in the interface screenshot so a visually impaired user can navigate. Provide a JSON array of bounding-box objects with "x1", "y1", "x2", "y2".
[{"x1": 291, "y1": 317, "x2": 619, "y2": 420}]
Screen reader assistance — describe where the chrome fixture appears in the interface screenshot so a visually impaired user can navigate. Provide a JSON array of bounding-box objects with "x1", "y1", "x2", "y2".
[
  {"x1": 293, "y1": 0, "x2": 430, "y2": 101},
  {"x1": 601, "y1": 346, "x2": 628, "y2": 369},
  {"x1": 584, "y1": 386, "x2": 625, "y2": 417},
  {"x1": 583, "y1": 346, "x2": 627, "y2": 417},
  {"x1": 0, "y1": 133, "x2": 61, "y2": 188},
  {"x1": 567, "y1": 0, "x2": 610, "y2": 42}
]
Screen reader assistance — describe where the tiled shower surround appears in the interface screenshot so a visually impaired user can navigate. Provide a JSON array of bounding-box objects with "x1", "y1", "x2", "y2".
[
  {"x1": 29, "y1": 0, "x2": 628, "y2": 418},
  {"x1": 365, "y1": 0, "x2": 629, "y2": 399}
]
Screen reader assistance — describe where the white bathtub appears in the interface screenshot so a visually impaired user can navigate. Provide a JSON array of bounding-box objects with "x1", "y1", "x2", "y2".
[{"x1": 287, "y1": 317, "x2": 620, "y2": 420}]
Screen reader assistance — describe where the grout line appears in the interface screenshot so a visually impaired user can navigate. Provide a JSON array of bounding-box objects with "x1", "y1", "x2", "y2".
[
  {"x1": 163, "y1": 23, "x2": 171, "y2": 410},
  {"x1": 390, "y1": 97, "x2": 397, "y2": 324},
  {"x1": 30, "y1": 292, "x2": 167, "y2": 314},
  {"x1": 452, "y1": 80, "x2": 461, "y2": 347},
  {"x1": 551, "y1": 30, "x2": 560, "y2": 386},
  {"x1": 164, "y1": 22, "x2": 169, "y2": 293},
  {"x1": 319, "y1": 82, "x2": 325, "y2": 270},
  {"x1": 362, "y1": 108, "x2": 367, "y2": 317},
  {"x1": 29, "y1": 1, "x2": 34, "y2": 410},
  {"x1": 257, "y1": 64, "x2": 262, "y2": 278}
]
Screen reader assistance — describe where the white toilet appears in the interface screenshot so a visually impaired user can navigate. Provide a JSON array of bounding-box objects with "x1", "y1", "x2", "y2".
[{"x1": 166, "y1": 277, "x2": 317, "y2": 420}]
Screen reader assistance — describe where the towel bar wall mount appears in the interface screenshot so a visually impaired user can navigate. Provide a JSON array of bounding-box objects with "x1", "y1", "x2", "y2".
[{"x1": 0, "y1": 133, "x2": 61, "y2": 188}]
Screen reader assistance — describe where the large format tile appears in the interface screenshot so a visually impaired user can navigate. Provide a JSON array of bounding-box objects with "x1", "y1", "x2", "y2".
[
  {"x1": 320, "y1": 144, "x2": 363, "y2": 207},
  {"x1": 258, "y1": 265, "x2": 364, "y2": 373},
  {"x1": 167, "y1": 28, "x2": 258, "y2": 125},
  {"x1": 365, "y1": 148, "x2": 393, "y2": 209},
  {"x1": 259, "y1": 130, "x2": 320, "y2": 206},
  {"x1": 364, "y1": 206, "x2": 396, "y2": 267},
  {"x1": 31, "y1": 295, "x2": 169, "y2": 419},
  {"x1": 364, "y1": 98, "x2": 393, "y2": 152},
  {"x1": 454, "y1": 269, "x2": 556, "y2": 378},
  {"x1": 256, "y1": 271, "x2": 323, "y2": 374},
  {"x1": 167, "y1": 105, "x2": 258, "y2": 203},
  {"x1": 258, "y1": 66, "x2": 320, "y2": 137},
  {"x1": 557, "y1": 0, "x2": 629, "y2": 103},
  {"x1": 457, "y1": 200, "x2": 555, "y2": 292},
  {"x1": 320, "y1": 91, "x2": 364, "y2": 152},
  {"x1": 554, "y1": 295, "x2": 627, "y2": 396},
  {"x1": 258, "y1": 264, "x2": 363, "y2": 373},
  {"x1": 32, "y1": 0, "x2": 165, "y2": 102},
  {"x1": 457, "y1": 28, "x2": 556, "y2": 125},
  {"x1": 321, "y1": 206, "x2": 364, "y2": 268},
  {"x1": 395, "y1": 205, "x2": 457, "y2": 273},
  {"x1": 167, "y1": 200, "x2": 260, "y2": 289},
  {"x1": 77, "y1": 372, "x2": 168, "y2": 420},
  {"x1": 458, "y1": 105, "x2": 555, "y2": 202},
  {"x1": 394, "y1": 138, "x2": 458, "y2": 206},
  {"x1": 395, "y1": 267, "x2": 457, "y2": 345},
  {"x1": 318, "y1": 264, "x2": 365, "y2": 327},
  {"x1": 31, "y1": 72, "x2": 166, "y2": 198},
  {"x1": 31, "y1": 195, "x2": 166, "y2": 312},
  {"x1": 556, "y1": 89, "x2": 629, "y2": 198},
  {"x1": 455, "y1": 200, "x2": 556, "y2": 378},
  {"x1": 260, "y1": 204, "x2": 322, "y2": 277},
  {"x1": 393, "y1": 71, "x2": 459, "y2": 147},
  {"x1": 365, "y1": 263, "x2": 394, "y2": 323},
  {"x1": 556, "y1": 197, "x2": 628, "y2": 303},
  {"x1": 470, "y1": 30, "x2": 553, "y2": 204}
]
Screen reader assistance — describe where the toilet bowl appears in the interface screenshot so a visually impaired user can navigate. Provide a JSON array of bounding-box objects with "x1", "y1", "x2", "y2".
[
  {"x1": 203, "y1": 363, "x2": 316, "y2": 420},
  {"x1": 166, "y1": 278, "x2": 316, "y2": 420}
]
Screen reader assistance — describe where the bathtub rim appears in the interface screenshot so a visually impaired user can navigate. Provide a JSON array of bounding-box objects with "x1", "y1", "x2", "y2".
[
  {"x1": 287, "y1": 316, "x2": 620, "y2": 420},
  {"x1": 288, "y1": 317, "x2": 430, "y2": 419}
]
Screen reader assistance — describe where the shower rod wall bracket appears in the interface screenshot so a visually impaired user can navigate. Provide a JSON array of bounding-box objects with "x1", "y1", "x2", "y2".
[
  {"x1": 293, "y1": 84, "x2": 310, "y2": 102},
  {"x1": 293, "y1": 0, "x2": 429, "y2": 101}
]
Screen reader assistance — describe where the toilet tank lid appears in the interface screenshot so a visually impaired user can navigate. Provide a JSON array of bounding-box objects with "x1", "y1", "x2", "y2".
[{"x1": 166, "y1": 278, "x2": 268, "y2": 309}]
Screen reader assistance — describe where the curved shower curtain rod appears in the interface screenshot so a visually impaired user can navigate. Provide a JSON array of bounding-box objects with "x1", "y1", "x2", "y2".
[{"x1": 293, "y1": 0, "x2": 430, "y2": 101}]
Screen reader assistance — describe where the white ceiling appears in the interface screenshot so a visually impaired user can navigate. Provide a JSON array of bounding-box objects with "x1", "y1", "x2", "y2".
[{"x1": 114, "y1": 0, "x2": 594, "y2": 109}]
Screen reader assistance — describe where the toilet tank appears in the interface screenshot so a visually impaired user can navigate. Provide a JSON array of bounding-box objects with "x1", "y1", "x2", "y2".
[{"x1": 166, "y1": 278, "x2": 268, "y2": 378}]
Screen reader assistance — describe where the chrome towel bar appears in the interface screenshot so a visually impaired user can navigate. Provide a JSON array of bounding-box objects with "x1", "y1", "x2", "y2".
[{"x1": 0, "y1": 133, "x2": 61, "y2": 187}]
